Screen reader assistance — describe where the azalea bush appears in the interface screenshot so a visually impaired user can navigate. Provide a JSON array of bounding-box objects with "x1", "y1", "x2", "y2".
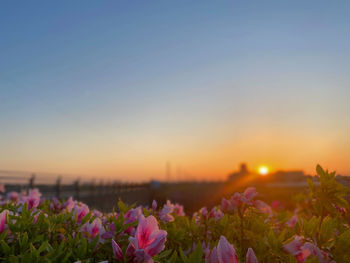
[{"x1": 0, "y1": 165, "x2": 349, "y2": 263}]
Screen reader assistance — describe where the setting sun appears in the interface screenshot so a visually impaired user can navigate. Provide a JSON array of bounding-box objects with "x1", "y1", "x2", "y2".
[{"x1": 258, "y1": 166, "x2": 269, "y2": 176}]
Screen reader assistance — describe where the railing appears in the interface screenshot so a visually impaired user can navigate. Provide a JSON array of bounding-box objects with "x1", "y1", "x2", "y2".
[{"x1": 0, "y1": 173, "x2": 152, "y2": 211}]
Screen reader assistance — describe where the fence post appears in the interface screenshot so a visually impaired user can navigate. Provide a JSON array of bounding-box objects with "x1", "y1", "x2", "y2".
[
  {"x1": 90, "y1": 179, "x2": 96, "y2": 206},
  {"x1": 74, "y1": 178, "x2": 80, "y2": 201},
  {"x1": 105, "y1": 181, "x2": 109, "y2": 195},
  {"x1": 109, "y1": 181, "x2": 113, "y2": 195},
  {"x1": 29, "y1": 173, "x2": 36, "y2": 190},
  {"x1": 113, "y1": 181, "x2": 118, "y2": 195},
  {"x1": 56, "y1": 176, "x2": 62, "y2": 199},
  {"x1": 99, "y1": 180, "x2": 104, "y2": 196}
]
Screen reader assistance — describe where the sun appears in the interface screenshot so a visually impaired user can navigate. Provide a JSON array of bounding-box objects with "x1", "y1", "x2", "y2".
[{"x1": 258, "y1": 166, "x2": 269, "y2": 176}]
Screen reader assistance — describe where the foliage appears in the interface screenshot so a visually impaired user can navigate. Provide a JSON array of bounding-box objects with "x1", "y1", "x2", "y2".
[{"x1": 0, "y1": 165, "x2": 349, "y2": 263}]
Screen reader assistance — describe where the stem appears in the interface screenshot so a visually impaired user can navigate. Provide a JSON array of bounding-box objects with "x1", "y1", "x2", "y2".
[
  {"x1": 204, "y1": 220, "x2": 208, "y2": 243},
  {"x1": 317, "y1": 207, "x2": 324, "y2": 242},
  {"x1": 238, "y1": 207, "x2": 244, "y2": 255},
  {"x1": 317, "y1": 187, "x2": 326, "y2": 242}
]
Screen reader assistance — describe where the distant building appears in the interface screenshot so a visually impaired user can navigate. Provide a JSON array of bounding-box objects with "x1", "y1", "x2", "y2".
[
  {"x1": 227, "y1": 163, "x2": 308, "y2": 187},
  {"x1": 266, "y1": 170, "x2": 306, "y2": 182},
  {"x1": 228, "y1": 163, "x2": 250, "y2": 181}
]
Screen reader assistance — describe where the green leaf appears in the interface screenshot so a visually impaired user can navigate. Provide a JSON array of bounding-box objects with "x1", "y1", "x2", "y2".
[
  {"x1": 307, "y1": 178, "x2": 315, "y2": 193},
  {"x1": 156, "y1": 249, "x2": 173, "y2": 259},
  {"x1": 118, "y1": 200, "x2": 128, "y2": 213},
  {"x1": 78, "y1": 238, "x2": 88, "y2": 258},
  {"x1": 167, "y1": 251, "x2": 179, "y2": 263},
  {"x1": 89, "y1": 235, "x2": 100, "y2": 252},
  {"x1": 188, "y1": 243, "x2": 203, "y2": 262},
  {"x1": 21, "y1": 253, "x2": 32, "y2": 263},
  {"x1": 316, "y1": 164, "x2": 325, "y2": 177},
  {"x1": 179, "y1": 249, "x2": 190, "y2": 263},
  {"x1": 0, "y1": 240, "x2": 11, "y2": 255},
  {"x1": 37, "y1": 240, "x2": 49, "y2": 254},
  {"x1": 61, "y1": 251, "x2": 72, "y2": 263}
]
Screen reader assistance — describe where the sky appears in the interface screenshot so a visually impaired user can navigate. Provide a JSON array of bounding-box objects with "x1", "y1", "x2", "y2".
[{"x1": 1, "y1": 1, "x2": 350, "y2": 182}]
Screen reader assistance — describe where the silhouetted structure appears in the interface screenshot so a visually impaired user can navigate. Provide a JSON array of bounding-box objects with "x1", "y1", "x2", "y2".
[
  {"x1": 228, "y1": 163, "x2": 250, "y2": 181},
  {"x1": 266, "y1": 170, "x2": 305, "y2": 182},
  {"x1": 227, "y1": 163, "x2": 308, "y2": 186}
]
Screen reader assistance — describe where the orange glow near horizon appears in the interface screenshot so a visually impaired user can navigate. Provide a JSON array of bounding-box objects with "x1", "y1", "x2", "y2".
[{"x1": 1, "y1": 123, "x2": 350, "y2": 182}]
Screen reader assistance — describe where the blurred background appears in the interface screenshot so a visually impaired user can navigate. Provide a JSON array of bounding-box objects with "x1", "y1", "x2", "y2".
[{"x1": 1, "y1": 1, "x2": 350, "y2": 212}]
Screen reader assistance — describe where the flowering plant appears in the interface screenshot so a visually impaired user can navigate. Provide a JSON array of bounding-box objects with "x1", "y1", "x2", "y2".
[{"x1": 0, "y1": 165, "x2": 349, "y2": 262}]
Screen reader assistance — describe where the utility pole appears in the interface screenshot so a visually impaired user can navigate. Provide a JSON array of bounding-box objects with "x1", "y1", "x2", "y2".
[
  {"x1": 29, "y1": 173, "x2": 36, "y2": 190},
  {"x1": 166, "y1": 161, "x2": 171, "y2": 182},
  {"x1": 177, "y1": 165, "x2": 182, "y2": 182}
]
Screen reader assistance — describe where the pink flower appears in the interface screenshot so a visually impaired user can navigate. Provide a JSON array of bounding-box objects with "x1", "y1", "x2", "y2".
[
  {"x1": 82, "y1": 218, "x2": 104, "y2": 240},
  {"x1": 271, "y1": 200, "x2": 281, "y2": 210},
  {"x1": 7, "y1": 191, "x2": 19, "y2": 203},
  {"x1": 193, "y1": 212, "x2": 201, "y2": 225},
  {"x1": 73, "y1": 203, "x2": 89, "y2": 223},
  {"x1": 217, "y1": 236, "x2": 239, "y2": 263},
  {"x1": 124, "y1": 206, "x2": 143, "y2": 235},
  {"x1": 101, "y1": 228, "x2": 114, "y2": 239},
  {"x1": 50, "y1": 197, "x2": 62, "y2": 211},
  {"x1": 152, "y1": 200, "x2": 157, "y2": 211},
  {"x1": 112, "y1": 239, "x2": 123, "y2": 260},
  {"x1": 200, "y1": 207, "x2": 208, "y2": 218},
  {"x1": 174, "y1": 203, "x2": 185, "y2": 216},
  {"x1": 25, "y1": 189, "x2": 41, "y2": 209},
  {"x1": 64, "y1": 197, "x2": 75, "y2": 212},
  {"x1": 221, "y1": 188, "x2": 258, "y2": 213},
  {"x1": 128, "y1": 215, "x2": 167, "y2": 262},
  {"x1": 159, "y1": 201, "x2": 174, "y2": 223},
  {"x1": 92, "y1": 209, "x2": 103, "y2": 218},
  {"x1": 125, "y1": 206, "x2": 143, "y2": 224},
  {"x1": 221, "y1": 198, "x2": 231, "y2": 212},
  {"x1": 301, "y1": 242, "x2": 334, "y2": 263},
  {"x1": 205, "y1": 246, "x2": 219, "y2": 263},
  {"x1": 202, "y1": 241, "x2": 211, "y2": 258},
  {"x1": 243, "y1": 187, "x2": 258, "y2": 201},
  {"x1": 209, "y1": 207, "x2": 224, "y2": 221},
  {"x1": 246, "y1": 248, "x2": 258, "y2": 263},
  {"x1": 286, "y1": 214, "x2": 298, "y2": 228},
  {"x1": 283, "y1": 236, "x2": 311, "y2": 263},
  {"x1": 0, "y1": 184, "x2": 5, "y2": 193},
  {"x1": 0, "y1": 209, "x2": 9, "y2": 233},
  {"x1": 230, "y1": 192, "x2": 243, "y2": 208},
  {"x1": 253, "y1": 200, "x2": 272, "y2": 216}
]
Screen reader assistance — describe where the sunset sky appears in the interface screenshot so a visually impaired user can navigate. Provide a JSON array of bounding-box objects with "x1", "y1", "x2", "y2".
[{"x1": 1, "y1": 1, "x2": 350, "y2": 182}]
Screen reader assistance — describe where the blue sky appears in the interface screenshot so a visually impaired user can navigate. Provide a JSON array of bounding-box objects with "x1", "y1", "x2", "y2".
[{"x1": 1, "y1": 1, "x2": 350, "y2": 181}]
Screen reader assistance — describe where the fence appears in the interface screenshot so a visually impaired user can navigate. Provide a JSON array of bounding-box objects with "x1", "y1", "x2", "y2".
[
  {"x1": 1, "y1": 172, "x2": 325, "y2": 214},
  {"x1": 0, "y1": 173, "x2": 153, "y2": 212},
  {"x1": 0, "y1": 173, "x2": 229, "y2": 213}
]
